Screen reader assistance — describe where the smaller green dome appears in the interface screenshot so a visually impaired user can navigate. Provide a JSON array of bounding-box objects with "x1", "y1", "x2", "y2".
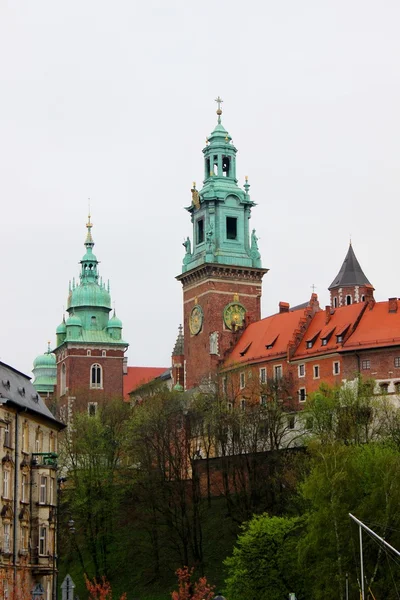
[
  {"x1": 33, "y1": 351, "x2": 56, "y2": 369},
  {"x1": 56, "y1": 320, "x2": 67, "y2": 334},
  {"x1": 66, "y1": 314, "x2": 82, "y2": 327},
  {"x1": 107, "y1": 312, "x2": 123, "y2": 329}
]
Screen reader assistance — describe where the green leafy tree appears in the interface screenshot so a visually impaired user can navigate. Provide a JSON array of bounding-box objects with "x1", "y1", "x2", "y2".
[{"x1": 224, "y1": 513, "x2": 305, "y2": 600}]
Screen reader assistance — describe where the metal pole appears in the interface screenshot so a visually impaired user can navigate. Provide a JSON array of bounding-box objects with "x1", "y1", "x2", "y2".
[
  {"x1": 349, "y1": 513, "x2": 400, "y2": 558},
  {"x1": 359, "y1": 525, "x2": 365, "y2": 600}
]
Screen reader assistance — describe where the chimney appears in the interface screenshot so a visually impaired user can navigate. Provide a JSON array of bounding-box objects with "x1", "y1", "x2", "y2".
[
  {"x1": 364, "y1": 285, "x2": 375, "y2": 302},
  {"x1": 325, "y1": 305, "x2": 332, "y2": 324},
  {"x1": 389, "y1": 298, "x2": 398, "y2": 313},
  {"x1": 279, "y1": 302, "x2": 290, "y2": 314}
]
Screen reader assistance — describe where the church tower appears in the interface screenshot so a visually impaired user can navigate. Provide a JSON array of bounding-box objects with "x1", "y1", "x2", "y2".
[
  {"x1": 53, "y1": 216, "x2": 128, "y2": 407},
  {"x1": 177, "y1": 99, "x2": 268, "y2": 390},
  {"x1": 329, "y1": 243, "x2": 374, "y2": 308}
]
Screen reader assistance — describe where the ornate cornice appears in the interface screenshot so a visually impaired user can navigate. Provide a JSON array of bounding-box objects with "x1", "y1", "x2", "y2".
[{"x1": 176, "y1": 263, "x2": 268, "y2": 287}]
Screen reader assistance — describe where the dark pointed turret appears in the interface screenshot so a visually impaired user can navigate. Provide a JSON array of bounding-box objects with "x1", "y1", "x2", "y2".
[{"x1": 329, "y1": 243, "x2": 374, "y2": 308}]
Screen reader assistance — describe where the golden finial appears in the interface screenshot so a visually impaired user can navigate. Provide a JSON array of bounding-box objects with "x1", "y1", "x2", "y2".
[
  {"x1": 194, "y1": 296, "x2": 198, "y2": 305},
  {"x1": 225, "y1": 135, "x2": 229, "y2": 142},
  {"x1": 215, "y1": 96, "x2": 223, "y2": 123},
  {"x1": 210, "y1": 170, "x2": 214, "y2": 177},
  {"x1": 233, "y1": 292, "x2": 239, "y2": 302},
  {"x1": 245, "y1": 176, "x2": 248, "y2": 182},
  {"x1": 192, "y1": 181, "x2": 196, "y2": 189},
  {"x1": 206, "y1": 137, "x2": 209, "y2": 145}
]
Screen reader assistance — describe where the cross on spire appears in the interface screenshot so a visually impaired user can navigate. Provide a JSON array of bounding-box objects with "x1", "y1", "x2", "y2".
[
  {"x1": 311, "y1": 283, "x2": 317, "y2": 293},
  {"x1": 215, "y1": 96, "x2": 223, "y2": 122}
]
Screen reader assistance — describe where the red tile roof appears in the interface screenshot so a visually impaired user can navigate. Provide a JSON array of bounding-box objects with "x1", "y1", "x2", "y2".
[
  {"x1": 293, "y1": 303, "x2": 365, "y2": 359},
  {"x1": 123, "y1": 366, "x2": 167, "y2": 400},
  {"x1": 224, "y1": 308, "x2": 308, "y2": 367},
  {"x1": 343, "y1": 300, "x2": 400, "y2": 350}
]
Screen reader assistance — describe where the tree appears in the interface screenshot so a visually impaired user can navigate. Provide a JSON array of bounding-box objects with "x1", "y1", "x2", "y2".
[
  {"x1": 224, "y1": 513, "x2": 304, "y2": 600},
  {"x1": 171, "y1": 566, "x2": 215, "y2": 600},
  {"x1": 85, "y1": 575, "x2": 127, "y2": 600},
  {"x1": 60, "y1": 398, "x2": 131, "y2": 580}
]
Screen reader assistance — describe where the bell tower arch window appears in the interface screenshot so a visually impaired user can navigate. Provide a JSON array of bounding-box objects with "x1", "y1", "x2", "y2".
[
  {"x1": 60, "y1": 363, "x2": 66, "y2": 396},
  {"x1": 90, "y1": 364, "x2": 103, "y2": 389}
]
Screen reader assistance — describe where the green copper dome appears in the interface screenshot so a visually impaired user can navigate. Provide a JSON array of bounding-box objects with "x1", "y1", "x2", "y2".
[
  {"x1": 56, "y1": 320, "x2": 67, "y2": 334},
  {"x1": 107, "y1": 312, "x2": 123, "y2": 329},
  {"x1": 69, "y1": 283, "x2": 111, "y2": 310},
  {"x1": 32, "y1": 344, "x2": 57, "y2": 394}
]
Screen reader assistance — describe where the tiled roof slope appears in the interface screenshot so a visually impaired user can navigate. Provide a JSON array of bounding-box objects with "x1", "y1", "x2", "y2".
[
  {"x1": 123, "y1": 366, "x2": 167, "y2": 400},
  {"x1": 293, "y1": 303, "x2": 366, "y2": 359},
  {"x1": 0, "y1": 361, "x2": 63, "y2": 426},
  {"x1": 224, "y1": 299, "x2": 318, "y2": 367},
  {"x1": 329, "y1": 244, "x2": 372, "y2": 289},
  {"x1": 343, "y1": 299, "x2": 400, "y2": 350}
]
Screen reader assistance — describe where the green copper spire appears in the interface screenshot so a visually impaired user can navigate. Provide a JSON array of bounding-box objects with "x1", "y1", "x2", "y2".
[
  {"x1": 54, "y1": 215, "x2": 128, "y2": 348},
  {"x1": 32, "y1": 342, "x2": 57, "y2": 393},
  {"x1": 182, "y1": 99, "x2": 262, "y2": 272}
]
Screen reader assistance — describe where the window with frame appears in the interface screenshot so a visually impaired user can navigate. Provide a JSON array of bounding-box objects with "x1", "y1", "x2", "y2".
[
  {"x1": 35, "y1": 429, "x2": 43, "y2": 453},
  {"x1": 259, "y1": 367, "x2": 266, "y2": 384},
  {"x1": 60, "y1": 363, "x2": 67, "y2": 396},
  {"x1": 3, "y1": 471, "x2": 9, "y2": 499},
  {"x1": 395, "y1": 357, "x2": 400, "y2": 368},
  {"x1": 333, "y1": 361, "x2": 340, "y2": 375},
  {"x1": 361, "y1": 359, "x2": 371, "y2": 370},
  {"x1": 90, "y1": 364, "x2": 103, "y2": 389},
  {"x1": 3, "y1": 422, "x2": 10, "y2": 448},
  {"x1": 313, "y1": 365, "x2": 320, "y2": 379},
  {"x1": 260, "y1": 395, "x2": 267, "y2": 407},
  {"x1": 222, "y1": 376, "x2": 227, "y2": 395},
  {"x1": 227, "y1": 402, "x2": 233, "y2": 412},
  {"x1": 20, "y1": 525, "x2": 29, "y2": 552},
  {"x1": 226, "y1": 216, "x2": 238, "y2": 240},
  {"x1": 274, "y1": 365, "x2": 282, "y2": 380},
  {"x1": 240, "y1": 399, "x2": 246, "y2": 411},
  {"x1": 21, "y1": 473, "x2": 28, "y2": 503},
  {"x1": 298, "y1": 364, "x2": 305, "y2": 377},
  {"x1": 380, "y1": 382, "x2": 389, "y2": 394},
  {"x1": 88, "y1": 402, "x2": 98, "y2": 417},
  {"x1": 298, "y1": 388, "x2": 306, "y2": 402},
  {"x1": 49, "y1": 476, "x2": 55, "y2": 506},
  {"x1": 39, "y1": 526, "x2": 47, "y2": 555},
  {"x1": 22, "y1": 422, "x2": 28, "y2": 453},
  {"x1": 102, "y1": 350, "x2": 106, "y2": 357},
  {"x1": 39, "y1": 476, "x2": 48, "y2": 504},
  {"x1": 239, "y1": 372, "x2": 245, "y2": 389},
  {"x1": 287, "y1": 415, "x2": 295, "y2": 430},
  {"x1": 197, "y1": 219, "x2": 204, "y2": 244},
  {"x1": 3, "y1": 523, "x2": 10, "y2": 553},
  {"x1": 49, "y1": 432, "x2": 55, "y2": 453}
]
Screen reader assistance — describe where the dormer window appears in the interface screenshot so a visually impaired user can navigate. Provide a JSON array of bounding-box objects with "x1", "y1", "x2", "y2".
[
  {"x1": 336, "y1": 324, "x2": 350, "y2": 344},
  {"x1": 305, "y1": 331, "x2": 321, "y2": 349},
  {"x1": 320, "y1": 327, "x2": 335, "y2": 347},
  {"x1": 239, "y1": 342, "x2": 252, "y2": 357},
  {"x1": 265, "y1": 335, "x2": 278, "y2": 350}
]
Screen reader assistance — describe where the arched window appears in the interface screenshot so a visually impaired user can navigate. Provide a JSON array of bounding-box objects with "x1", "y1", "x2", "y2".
[
  {"x1": 333, "y1": 297, "x2": 338, "y2": 308},
  {"x1": 22, "y1": 421, "x2": 29, "y2": 453},
  {"x1": 346, "y1": 295, "x2": 352, "y2": 305},
  {"x1": 60, "y1": 363, "x2": 66, "y2": 396},
  {"x1": 90, "y1": 364, "x2": 103, "y2": 389},
  {"x1": 35, "y1": 428, "x2": 43, "y2": 453}
]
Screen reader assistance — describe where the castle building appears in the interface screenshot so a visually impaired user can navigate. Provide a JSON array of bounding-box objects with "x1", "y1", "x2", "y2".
[
  {"x1": 0, "y1": 361, "x2": 64, "y2": 599},
  {"x1": 176, "y1": 98, "x2": 268, "y2": 390},
  {"x1": 53, "y1": 216, "x2": 128, "y2": 413}
]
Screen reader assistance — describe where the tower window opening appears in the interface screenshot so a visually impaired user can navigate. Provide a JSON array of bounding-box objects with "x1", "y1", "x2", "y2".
[
  {"x1": 91, "y1": 316, "x2": 97, "y2": 327},
  {"x1": 90, "y1": 363, "x2": 103, "y2": 389},
  {"x1": 333, "y1": 297, "x2": 338, "y2": 308},
  {"x1": 213, "y1": 155, "x2": 218, "y2": 176},
  {"x1": 226, "y1": 217, "x2": 237, "y2": 240},
  {"x1": 205, "y1": 157, "x2": 210, "y2": 176},
  {"x1": 361, "y1": 295, "x2": 365, "y2": 302},
  {"x1": 346, "y1": 295, "x2": 352, "y2": 305},
  {"x1": 89, "y1": 263, "x2": 93, "y2": 270},
  {"x1": 222, "y1": 156, "x2": 230, "y2": 177},
  {"x1": 197, "y1": 219, "x2": 204, "y2": 244}
]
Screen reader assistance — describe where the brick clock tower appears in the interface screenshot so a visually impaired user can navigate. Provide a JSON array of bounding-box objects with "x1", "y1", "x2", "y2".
[
  {"x1": 176, "y1": 99, "x2": 268, "y2": 390},
  {"x1": 53, "y1": 216, "x2": 128, "y2": 409}
]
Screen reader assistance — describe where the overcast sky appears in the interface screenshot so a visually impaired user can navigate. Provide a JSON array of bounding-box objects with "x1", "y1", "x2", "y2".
[{"x1": 1, "y1": 0, "x2": 400, "y2": 376}]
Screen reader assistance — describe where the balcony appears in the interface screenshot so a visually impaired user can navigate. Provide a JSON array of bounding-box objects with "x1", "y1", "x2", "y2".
[{"x1": 31, "y1": 453, "x2": 58, "y2": 468}]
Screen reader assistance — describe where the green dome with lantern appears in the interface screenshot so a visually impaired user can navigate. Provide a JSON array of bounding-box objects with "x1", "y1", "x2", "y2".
[{"x1": 53, "y1": 215, "x2": 128, "y2": 348}]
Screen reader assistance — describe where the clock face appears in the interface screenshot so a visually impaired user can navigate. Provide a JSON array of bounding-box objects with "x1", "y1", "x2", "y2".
[
  {"x1": 189, "y1": 305, "x2": 203, "y2": 335},
  {"x1": 224, "y1": 303, "x2": 246, "y2": 331}
]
